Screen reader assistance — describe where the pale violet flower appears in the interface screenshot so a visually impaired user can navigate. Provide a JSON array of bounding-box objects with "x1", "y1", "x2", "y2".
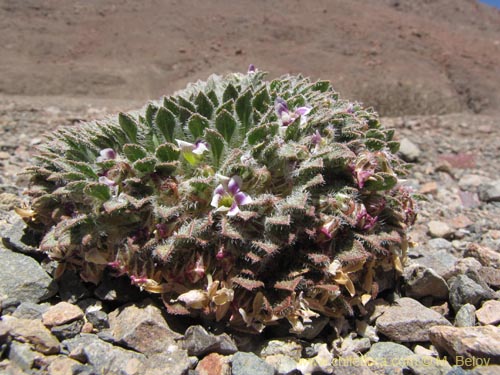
[
  {"x1": 96, "y1": 148, "x2": 116, "y2": 162},
  {"x1": 176, "y1": 139, "x2": 209, "y2": 165},
  {"x1": 248, "y1": 64, "x2": 256, "y2": 73},
  {"x1": 98, "y1": 176, "x2": 116, "y2": 187},
  {"x1": 274, "y1": 98, "x2": 311, "y2": 127},
  {"x1": 211, "y1": 175, "x2": 252, "y2": 216}
]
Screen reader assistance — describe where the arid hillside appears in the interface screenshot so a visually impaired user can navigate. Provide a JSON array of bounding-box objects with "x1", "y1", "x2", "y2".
[{"x1": 1, "y1": 0, "x2": 500, "y2": 115}]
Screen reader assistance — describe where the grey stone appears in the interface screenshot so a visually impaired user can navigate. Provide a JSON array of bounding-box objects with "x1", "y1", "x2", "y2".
[
  {"x1": 454, "y1": 303, "x2": 476, "y2": 327},
  {"x1": 428, "y1": 238, "x2": 454, "y2": 252},
  {"x1": 446, "y1": 367, "x2": 469, "y2": 375},
  {"x1": 0, "y1": 215, "x2": 38, "y2": 254},
  {"x1": 63, "y1": 334, "x2": 146, "y2": 375},
  {"x1": 182, "y1": 325, "x2": 237, "y2": 357},
  {"x1": 403, "y1": 264, "x2": 449, "y2": 299},
  {"x1": 448, "y1": 273, "x2": 495, "y2": 312},
  {"x1": 8, "y1": 341, "x2": 38, "y2": 371},
  {"x1": 458, "y1": 174, "x2": 490, "y2": 191},
  {"x1": 429, "y1": 325, "x2": 500, "y2": 366},
  {"x1": 399, "y1": 138, "x2": 421, "y2": 162},
  {"x1": 106, "y1": 301, "x2": 182, "y2": 355},
  {"x1": 51, "y1": 319, "x2": 84, "y2": 341},
  {"x1": 428, "y1": 221, "x2": 454, "y2": 239},
  {"x1": 86, "y1": 309, "x2": 109, "y2": 331},
  {"x1": 375, "y1": 297, "x2": 451, "y2": 342},
  {"x1": 0, "y1": 246, "x2": 57, "y2": 304},
  {"x1": 231, "y1": 352, "x2": 276, "y2": 375},
  {"x1": 478, "y1": 180, "x2": 500, "y2": 202},
  {"x1": 413, "y1": 250, "x2": 458, "y2": 279},
  {"x1": 264, "y1": 354, "x2": 297, "y2": 375},
  {"x1": 12, "y1": 302, "x2": 49, "y2": 320},
  {"x1": 405, "y1": 354, "x2": 452, "y2": 375},
  {"x1": 365, "y1": 342, "x2": 414, "y2": 362},
  {"x1": 296, "y1": 316, "x2": 329, "y2": 340},
  {"x1": 259, "y1": 339, "x2": 303, "y2": 360}
]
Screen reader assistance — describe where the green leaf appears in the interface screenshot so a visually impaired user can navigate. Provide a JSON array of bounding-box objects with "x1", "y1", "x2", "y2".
[
  {"x1": 163, "y1": 97, "x2": 179, "y2": 116},
  {"x1": 133, "y1": 157, "x2": 156, "y2": 173},
  {"x1": 365, "y1": 129, "x2": 385, "y2": 140},
  {"x1": 252, "y1": 87, "x2": 271, "y2": 113},
  {"x1": 155, "y1": 161, "x2": 178, "y2": 175},
  {"x1": 188, "y1": 114, "x2": 210, "y2": 139},
  {"x1": 215, "y1": 110, "x2": 237, "y2": 143},
  {"x1": 178, "y1": 106, "x2": 193, "y2": 125},
  {"x1": 155, "y1": 107, "x2": 177, "y2": 143},
  {"x1": 178, "y1": 96, "x2": 196, "y2": 112},
  {"x1": 222, "y1": 83, "x2": 238, "y2": 102},
  {"x1": 216, "y1": 99, "x2": 234, "y2": 115},
  {"x1": 204, "y1": 129, "x2": 224, "y2": 167},
  {"x1": 385, "y1": 129, "x2": 395, "y2": 141},
  {"x1": 365, "y1": 138, "x2": 385, "y2": 151},
  {"x1": 195, "y1": 92, "x2": 214, "y2": 119},
  {"x1": 387, "y1": 141, "x2": 400, "y2": 153},
  {"x1": 207, "y1": 90, "x2": 219, "y2": 107},
  {"x1": 156, "y1": 143, "x2": 180, "y2": 162},
  {"x1": 118, "y1": 113, "x2": 138, "y2": 143},
  {"x1": 364, "y1": 173, "x2": 398, "y2": 191},
  {"x1": 145, "y1": 103, "x2": 158, "y2": 126},
  {"x1": 247, "y1": 123, "x2": 279, "y2": 145},
  {"x1": 123, "y1": 144, "x2": 147, "y2": 162},
  {"x1": 285, "y1": 118, "x2": 301, "y2": 141},
  {"x1": 312, "y1": 80, "x2": 331, "y2": 93},
  {"x1": 235, "y1": 89, "x2": 253, "y2": 133},
  {"x1": 84, "y1": 182, "x2": 111, "y2": 201},
  {"x1": 66, "y1": 160, "x2": 98, "y2": 179}
]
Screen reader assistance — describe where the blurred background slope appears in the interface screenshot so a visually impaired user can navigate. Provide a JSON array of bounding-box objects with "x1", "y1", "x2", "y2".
[{"x1": 0, "y1": 0, "x2": 499, "y2": 116}]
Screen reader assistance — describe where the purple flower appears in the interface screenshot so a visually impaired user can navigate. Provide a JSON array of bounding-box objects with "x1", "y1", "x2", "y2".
[
  {"x1": 248, "y1": 64, "x2": 256, "y2": 73},
  {"x1": 211, "y1": 175, "x2": 253, "y2": 216},
  {"x1": 96, "y1": 148, "x2": 116, "y2": 162},
  {"x1": 356, "y1": 205, "x2": 378, "y2": 231},
  {"x1": 311, "y1": 130, "x2": 322, "y2": 146},
  {"x1": 274, "y1": 98, "x2": 311, "y2": 127},
  {"x1": 98, "y1": 176, "x2": 116, "y2": 187},
  {"x1": 176, "y1": 139, "x2": 209, "y2": 165}
]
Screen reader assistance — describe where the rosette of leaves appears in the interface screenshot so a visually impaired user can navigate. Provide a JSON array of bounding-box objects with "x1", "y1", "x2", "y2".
[{"x1": 21, "y1": 68, "x2": 416, "y2": 334}]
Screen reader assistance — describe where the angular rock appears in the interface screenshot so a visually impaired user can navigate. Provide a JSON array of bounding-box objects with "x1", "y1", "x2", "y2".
[
  {"x1": 0, "y1": 215, "x2": 38, "y2": 254},
  {"x1": 478, "y1": 266, "x2": 500, "y2": 288},
  {"x1": 181, "y1": 325, "x2": 237, "y2": 357},
  {"x1": 296, "y1": 316, "x2": 329, "y2": 340},
  {"x1": 50, "y1": 320, "x2": 84, "y2": 341},
  {"x1": 454, "y1": 303, "x2": 476, "y2": 327},
  {"x1": 429, "y1": 325, "x2": 500, "y2": 366},
  {"x1": 333, "y1": 335, "x2": 371, "y2": 357},
  {"x1": 0, "y1": 316, "x2": 59, "y2": 354},
  {"x1": 448, "y1": 273, "x2": 495, "y2": 312},
  {"x1": 404, "y1": 354, "x2": 452, "y2": 375},
  {"x1": 63, "y1": 333, "x2": 146, "y2": 375},
  {"x1": 375, "y1": 297, "x2": 451, "y2": 342},
  {"x1": 0, "y1": 247, "x2": 57, "y2": 304},
  {"x1": 470, "y1": 365, "x2": 500, "y2": 375},
  {"x1": 464, "y1": 244, "x2": 500, "y2": 268},
  {"x1": 264, "y1": 354, "x2": 298, "y2": 375},
  {"x1": 12, "y1": 302, "x2": 49, "y2": 320},
  {"x1": 42, "y1": 301, "x2": 84, "y2": 327},
  {"x1": 260, "y1": 339, "x2": 303, "y2": 360},
  {"x1": 428, "y1": 238, "x2": 454, "y2": 252},
  {"x1": 413, "y1": 250, "x2": 458, "y2": 279},
  {"x1": 196, "y1": 353, "x2": 231, "y2": 375},
  {"x1": 144, "y1": 350, "x2": 192, "y2": 375},
  {"x1": 46, "y1": 356, "x2": 86, "y2": 375},
  {"x1": 296, "y1": 344, "x2": 333, "y2": 375},
  {"x1": 476, "y1": 300, "x2": 500, "y2": 325},
  {"x1": 365, "y1": 341, "x2": 414, "y2": 363},
  {"x1": 428, "y1": 221, "x2": 454, "y2": 239},
  {"x1": 403, "y1": 264, "x2": 449, "y2": 299},
  {"x1": 478, "y1": 180, "x2": 500, "y2": 202},
  {"x1": 449, "y1": 258, "x2": 483, "y2": 278},
  {"x1": 399, "y1": 138, "x2": 421, "y2": 162},
  {"x1": 8, "y1": 341, "x2": 39, "y2": 371},
  {"x1": 107, "y1": 301, "x2": 181, "y2": 355},
  {"x1": 86, "y1": 309, "x2": 109, "y2": 330},
  {"x1": 232, "y1": 352, "x2": 275, "y2": 375},
  {"x1": 458, "y1": 174, "x2": 490, "y2": 191}
]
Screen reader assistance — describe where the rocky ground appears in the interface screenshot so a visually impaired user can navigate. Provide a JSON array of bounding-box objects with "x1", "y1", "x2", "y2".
[{"x1": 0, "y1": 96, "x2": 499, "y2": 374}]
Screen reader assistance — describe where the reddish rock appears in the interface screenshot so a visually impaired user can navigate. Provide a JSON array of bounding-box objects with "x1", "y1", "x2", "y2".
[
  {"x1": 476, "y1": 300, "x2": 500, "y2": 325},
  {"x1": 429, "y1": 325, "x2": 500, "y2": 367},
  {"x1": 439, "y1": 153, "x2": 476, "y2": 169},
  {"x1": 196, "y1": 353, "x2": 231, "y2": 375},
  {"x1": 465, "y1": 244, "x2": 500, "y2": 268},
  {"x1": 42, "y1": 302, "x2": 84, "y2": 327},
  {"x1": 478, "y1": 267, "x2": 500, "y2": 288},
  {"x1": 450, "y1": 214, "x2": 473, "y2": 229},
  {"x1": 0, "y1": 316, "x2": 59, "y2": 354},
  {"x1": 376, "y1": 298, "x2": 451, "y2": 342},
  {"x1": 47, "y1": 357, "x2": 82, "y2": 375}
]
